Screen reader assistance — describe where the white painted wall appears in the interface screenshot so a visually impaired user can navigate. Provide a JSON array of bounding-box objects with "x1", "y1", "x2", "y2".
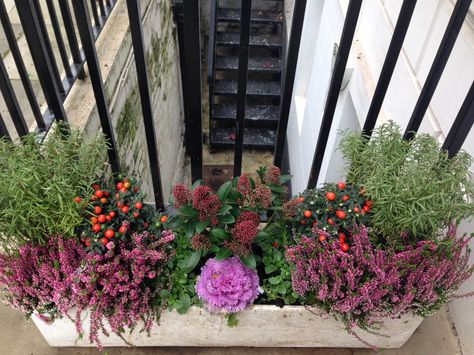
[
  {"x1": 286, "y1": 1, "x2": 474, "y2": 353},
  {"x1": 288, "y1": 0, "x2": 474, "y2": 194}
]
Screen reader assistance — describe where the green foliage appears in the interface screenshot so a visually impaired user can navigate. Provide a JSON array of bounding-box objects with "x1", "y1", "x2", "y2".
[
  {"x1": 339, "y1": 122, "x2": 474, "y2": 243},
  {"x1": 226, "y1": 313, "x2": 239, "y2": 327},
  {"x1": 158, "y1": 234, "x2": 200, "y2": 314},
  {"x1": 259, "y1": 225, "x2": 302, "y2": 305},
  {"x1": 0, "y1": 126, "x2": 107, "y2": 252},
  {"x1": 167, "y1": 165, "x2": 291, "y2": 265}
]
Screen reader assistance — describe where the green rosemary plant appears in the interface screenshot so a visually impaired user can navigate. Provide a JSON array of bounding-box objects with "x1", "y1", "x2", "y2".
[
  {"x1": 0, "y1": 124, "x2": 107, "y2": 252},
  {"x1": 339, "y1": 122, "x2": 474, "y2": 244}
]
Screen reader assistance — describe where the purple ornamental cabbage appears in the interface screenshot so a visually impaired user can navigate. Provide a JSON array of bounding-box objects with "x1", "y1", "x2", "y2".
[{"x1": 196, "y1": 257, "x2": 261, "y2": 313}]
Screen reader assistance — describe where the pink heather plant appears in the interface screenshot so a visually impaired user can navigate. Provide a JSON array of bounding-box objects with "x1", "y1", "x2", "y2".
[
  {"x1": 286, "y1": 224, "x2": 473, "y2": 331},
  {"x1": 196, "y1": 257, "x2": 261, "y2": 313},
  {"x1": 0, "y1": 236, "x2": 85, "y2": 323},
  {"x1": 71, "y1": 230, "x2": 175, "y2": 350}
]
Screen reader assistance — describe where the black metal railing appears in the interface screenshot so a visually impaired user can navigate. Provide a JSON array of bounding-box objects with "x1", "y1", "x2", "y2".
[
  {"x1": 207, "y1": 0, "x2": 219, "y2": 84},
  {"x1": 306, "y1": 0, "x2": 474, "y2": 187},
  {"x1": 273, "y1": 0, "x2": 307, "y2": 168},
  {"x1": 0, "y1": 0, "x2": 117, "y2": 140},
  {"x1": 0, "y1": 0, "x2": 165, "y2": 209},
  {"x1": 207, "y1": 0, "x2": 218, "y2": 160},
  {"x1": 3, "y1": 0, "x2": 473, "y2": 209},
  {"x1": 174, "y1": 0, "x2": 203, "y2": 183},
  {"x1": 174, "y1": 0, "x2": 473, "y2": 190},
  {"x1": 306, "y1": 0, "x2": 363, "y2": 188},
  {"x1": 233, "y1": 0, "x2": 252, "y2": 177}
]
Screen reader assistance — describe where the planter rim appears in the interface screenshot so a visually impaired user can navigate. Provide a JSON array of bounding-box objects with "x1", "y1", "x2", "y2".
[{"x1": 32, "y1": 304, "x2": 424, "y2": 349}]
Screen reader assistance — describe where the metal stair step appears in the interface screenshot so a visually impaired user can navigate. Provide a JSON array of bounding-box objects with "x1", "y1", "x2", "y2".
[
  {"x1": 215, "y1": 56, "x2": 282, "y2": 73},
  {"x1": 212, "y1": 102, "x2": 279, "y2": 125},
  {"x1": 214, "y1": 79, "x2": 281, "y2": 98},
  {"x1": 217, "y1": 8, "x2": 283, "y2": 24},
  {"x1": 211, "y1": 127, "x2": 276, "y2": 149},
  {"x1": 216, "y1": 32, "x2": 282, "y2": 49}
]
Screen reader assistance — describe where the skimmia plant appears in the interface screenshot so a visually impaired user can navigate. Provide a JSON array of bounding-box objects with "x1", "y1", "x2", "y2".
[{"x1": 166, "y1": 165, "x2": 290, "y2": 271}]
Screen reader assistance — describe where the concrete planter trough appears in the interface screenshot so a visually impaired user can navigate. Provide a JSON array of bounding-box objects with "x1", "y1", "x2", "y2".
[{"x1": 33, "y1": 305, "x2": 424, "y2": 348}]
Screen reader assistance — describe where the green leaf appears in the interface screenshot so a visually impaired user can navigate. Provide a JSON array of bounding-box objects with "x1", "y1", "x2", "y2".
[
  {"x1": 279, "y1": 175, "x2": 292, "y2": 184},
  {"x1": 264, "y1": 264, "x2": 278, "y2": 274},
  {"x1": 232, "y1": 176, "x2": 240, "y2": 187},
  {"x1": 219, "y1": 214, "x2": 235, "y2": 224},
  {"x1": 269, "y1": 184, "x2": 286, "y2": 193},
  {"x1": 276, "y1": 284, "x2": 287, "y2": 295},
  {"x1": 185, "y1": 220, "x2": 197, "y2": 238},
  {"x1": 160, "y1": 290, "x2": 171, "y2": 298},
  {"x1": 226, "y1": 313, "x2": 239, "y2": 327},
  {"x1": 219, "y1": 204, "x2": 233, "y2": 216},
  {"x1": 215, "y1": 248, "x2": 232, "y2": 260},
  {"x1": 217, "y1": 181, "x2": 232, "y2": 201},
  {"x1": 167, "y1": 217, "x2": 184, "y2": 229},
  {"x1": 240, "y1": 254, "x2": 256, "y2": 269},
  {"x1": 179, "y1": 205, "x2": 198, "y2": 218},
  {"x1": 268, "y1": 276, "x2": 281, "y2": 285},
  {"x1": 228, "y1": 189, "x2": 241, "y2": 202},
  {"x1": 173, "y1": 300, "x2": 183, "y2": 310},
  {"x1": 183, "y1": 250, "x2": 202, "y2": 272},
  {"x1": 211, "y1": 228, "x2": 230, "y2": 241},
  {"x1": 196, "y1": 220, "x2": 210, "y2": 234},
  {"x1": 230, "y1": 206, "x2": 241, "y2": 217},
  {"x1": 249, "y1": 177, "x2": 256, "y2": 189},
  {"x1": 255, "y1": 231, "x2": 270, "y2": 243},
  {"x1": 180, "y1": 293, "x2": 191, "y2": 312}
]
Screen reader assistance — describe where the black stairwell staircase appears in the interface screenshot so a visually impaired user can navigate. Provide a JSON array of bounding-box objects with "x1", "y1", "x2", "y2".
[{"x1": 208, "y1": 0, "x2": 284, "y2": 150}]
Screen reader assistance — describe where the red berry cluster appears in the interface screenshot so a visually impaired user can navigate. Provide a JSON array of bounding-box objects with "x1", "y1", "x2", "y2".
[
  {"x1": 75, "y1": 177, "x2": 162, "y2": 253},
  {"x1": 292, "y1": 182, "x2": 372, "y2": 251}
]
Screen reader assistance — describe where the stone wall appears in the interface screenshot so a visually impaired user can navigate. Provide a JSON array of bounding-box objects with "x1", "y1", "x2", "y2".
[{"x1": 64, "y1": 0, "x2": 189, "y2": 204}]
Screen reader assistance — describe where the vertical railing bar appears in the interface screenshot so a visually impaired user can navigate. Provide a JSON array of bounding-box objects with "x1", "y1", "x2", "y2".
[
  {"x1": 45, "y1": 0, "x2": 74, "y2": 79},
  {"x1": 57, "y1": 0, "x2": 84, "y2": 78},
  {"x1": 89, "y1": 0, "x2": 102, "y2": 29},
  {"x1": 362, "y1": 0, "x2": 417, "y2": 136},
  {"x1": 31, "y1": 0, "x2": 65, "y2": 96},
  {"x1": 0, "y1": 0, "x2": 45, "y2": 129},
  {"x1": 233, "y1": 0, "x2": 252, "y2": 177},
  {"x1": 0, "y1": 113, "x2": 12, "y2": 142},
  {"x1": 307, "y1": 0, "x2": 362, "y2": 188},
  {"x1": 207, "y1": 0, "x2": 218, "y2": 83},
  {"x1": 72, "y1": 0, "x2": 120, "y2": 174},
  {"x1": 126, "y1": 0, "x2": 164, "y2": 210},
  {"x1": 0, "y1": 57, "x2": 29, "y2": 137},
  {"x1": 441, "y1": 81, "x2": 474, "y2": 158},
  {"x1": 173, "y1": 2, "x2": 191, "y2": 155},
  {"x1": 273, "y1": 0, "x2": 307, "y2": 168},
  {"x1": 403, "y1": 0, "x2": 471, "y2": 141},
  {"x1": 15, "y1": 0, "x2": 68, "y2": 124},
  {"x1": 182, "y1": 0, "x2": 203, "y2": 182},
  {"x1": 207, "y1": 0, "x2": 218, "y2": 150}
]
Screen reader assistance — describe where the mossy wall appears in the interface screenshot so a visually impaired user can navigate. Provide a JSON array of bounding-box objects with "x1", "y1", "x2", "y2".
[{"x1": 85, "y1": 0, "x2": 188, "y2": 203}]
